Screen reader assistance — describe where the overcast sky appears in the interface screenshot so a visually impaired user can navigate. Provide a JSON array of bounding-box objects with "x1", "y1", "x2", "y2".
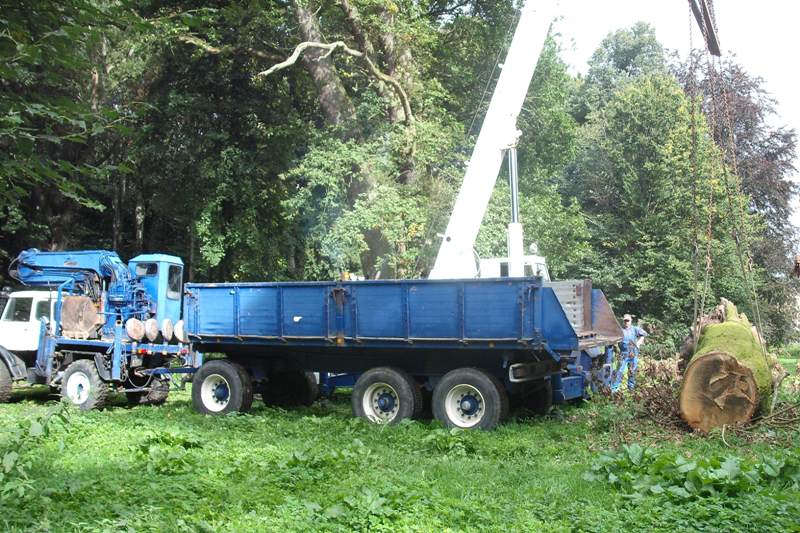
[{"x1": 548, "y1": 0, "x2": 799, "y2": 224}]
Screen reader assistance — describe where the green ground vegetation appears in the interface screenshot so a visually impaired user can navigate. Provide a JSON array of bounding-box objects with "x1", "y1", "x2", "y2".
[{"x1": 1, "y1": 385, "x2": 797, "y2": 532}]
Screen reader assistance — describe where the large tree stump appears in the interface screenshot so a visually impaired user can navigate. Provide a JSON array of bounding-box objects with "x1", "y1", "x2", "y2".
[{"x1": 679, "y1": 299, "x2": 771, "y2": 432}]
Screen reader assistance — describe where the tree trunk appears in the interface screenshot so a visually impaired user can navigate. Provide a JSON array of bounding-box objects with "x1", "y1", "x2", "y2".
[
  {"x1": 679, "y1": 298, "x2": 771, "y2": 432},
  {"x1": 134, "y1": 182, "x2": 145, "y2": 251},
  {"x1": 337, "y1": 0, "x2": 402, "y2": 123},
  {"x1": 291, "y1": 0, "x2": 356, "y2": 128},
  {"x1": 377, "y1": 7, "x2": 416, "y2": 183}
]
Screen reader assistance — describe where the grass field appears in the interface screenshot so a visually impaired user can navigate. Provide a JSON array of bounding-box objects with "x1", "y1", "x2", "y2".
[{"x1": 0, "y1": 383, "x2": 798, "y2": 532}]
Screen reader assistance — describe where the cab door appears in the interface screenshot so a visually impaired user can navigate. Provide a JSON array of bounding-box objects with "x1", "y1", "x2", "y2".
[{"x1": 0, "y1": 296, "x2": 38, "y2": 351}]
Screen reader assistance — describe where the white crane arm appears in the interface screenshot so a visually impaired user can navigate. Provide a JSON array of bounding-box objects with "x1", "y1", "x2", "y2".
[{"x1": 428, "y1": 0, "x2": 558, "y2": 279}]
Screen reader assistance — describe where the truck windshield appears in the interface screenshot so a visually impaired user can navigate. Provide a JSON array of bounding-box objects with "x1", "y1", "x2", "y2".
[
  {"x1": 167, "y1": 265, "x2": 182, "y2": 300},
  {"x1": 35, "y1": 300, "x2": 51, "y2": 321},
  {"x1": 2, "y1": 297, "x2": 32, "y2": 322},
  {"x1": 135, "y1": 263, "x2": 158, "y2": 276}
]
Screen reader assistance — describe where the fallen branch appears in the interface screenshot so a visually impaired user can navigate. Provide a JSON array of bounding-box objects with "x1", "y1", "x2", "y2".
[
  {"x1": 769, "y1": 370, "x2": 790, "y2": 414},
  {"x1": 256, "y1": 40, "x2": 414, "y2": 126}
]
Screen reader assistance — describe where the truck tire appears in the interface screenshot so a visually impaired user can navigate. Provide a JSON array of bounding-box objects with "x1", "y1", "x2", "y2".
[
  {"x1": 352, "y1": 367, "x2": 421, "y2": 424},
  {"x1": 126, "y1": 378, "x2": 170, "y2": 406},
  {"x1": 260, "y1": 370, "x2": 319, "y2": 407},
  {"x1": 0, "y1": 361, "x2": 12, "y2": 403},
  {"x1": 192, "y1": 360, "x2": 253, "y2": 415},
  {"x1": 432, "y1": 367, "x2": 509, "y2": 430},
  {"x1": 62, "y1": 359, "x2": 109, "y2": 411}
]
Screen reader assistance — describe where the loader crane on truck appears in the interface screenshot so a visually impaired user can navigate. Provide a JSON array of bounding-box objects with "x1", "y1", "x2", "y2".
[{"x1": 0, "y1": 249, "x2": 199, "y2": 409}]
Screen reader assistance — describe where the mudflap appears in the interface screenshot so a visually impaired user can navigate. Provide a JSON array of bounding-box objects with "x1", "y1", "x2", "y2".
[{"x1": 0, "y1": 345, "x2": 28, "y2": 381}]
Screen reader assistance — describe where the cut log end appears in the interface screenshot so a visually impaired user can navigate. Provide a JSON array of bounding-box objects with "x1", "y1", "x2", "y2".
[
  {"x1": 144, "y1": 318, "x2": 160, "y2": 342},
  {"x1": 679, "y1": 350, "x2": 759, "y2": 432},
  {"x1": 125, "y1": 318, "x2": 145, "y2": 341}
]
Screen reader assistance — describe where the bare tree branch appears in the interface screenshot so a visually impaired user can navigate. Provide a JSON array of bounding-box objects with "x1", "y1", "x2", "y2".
[
  {"x1": 178, "y1": 34, "x2": 282, "y2": 62},
  {"x1": 257, "y1": 40, "x2": 414, "y2": 125}
]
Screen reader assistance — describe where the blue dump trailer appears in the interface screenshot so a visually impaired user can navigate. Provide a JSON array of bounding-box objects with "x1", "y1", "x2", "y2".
[{"x1": 185, "y1": 277, "x2": 622, "y2": 429}]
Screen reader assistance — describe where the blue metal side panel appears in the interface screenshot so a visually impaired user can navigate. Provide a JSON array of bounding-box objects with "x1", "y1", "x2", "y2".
[
  {"x1": 408, "y1": 283, "x2": 460, "y2": 339},
  {"x1": 464, "y1": 281, "x2": 520, "y2": 338},
  {"x1": 239, "y1": 287, "x2": 280, "y2": 336},
  {"x1": 539, "y1": 287, "x2": 578, "y2": 351},
  {"x1": 351, "y1": 284, "x2": 404, "y2": 338},
  {"x1": 281, "y1": 285, "x2": 328, "y2": 337},
  {"x1": 185, "y1": 278, "x2": 570, "y2": 350},
  {"x1": 197, "y1": 286, "x2": 235, "y2": 335}
]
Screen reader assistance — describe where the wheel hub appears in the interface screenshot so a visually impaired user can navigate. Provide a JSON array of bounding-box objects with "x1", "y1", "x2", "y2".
[
  {"x1": 66, "y1": 371, "x2": 91, "y2": 405},
  {"x1": 459, "y1": 394, "x2": 480, "y2": 416},
  {"x1": 363, "y1": 382, "x2": 399, "y2": 423},
  {"x1": 200, "y1": 373, "x2": 231, "y2": 412},
  {"x1": 213, "y1": 382, "x2": 229, "y2": 402},
  {"x1": 445, "y1": 383, "x2": 486, "y2": 428},
  {"x1": 376, "y1": 392, "x2": 396, "y2": 413}
]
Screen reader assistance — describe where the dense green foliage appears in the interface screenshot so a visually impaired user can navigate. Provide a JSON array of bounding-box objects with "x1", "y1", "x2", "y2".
[
  {"x1": 0, "y1": 3, "x2": 797, "y2": 340},
  {"x1": 1, "y1": 388, "x2": 798, "y2": 531},
  {"x1": 585, "y1": 443, "x2": 800, "y2": 500}
]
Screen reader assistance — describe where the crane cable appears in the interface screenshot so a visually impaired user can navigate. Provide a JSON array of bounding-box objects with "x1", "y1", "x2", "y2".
[
  {"x1": 687, "y1": 12, "x2": 714, "y2": 346},
  {"x1": 709, "y1": 55, "x2": 770, "y2": 361},
  {"x1": 692, "y1": 0, "x2": 770, "y2": 363}
]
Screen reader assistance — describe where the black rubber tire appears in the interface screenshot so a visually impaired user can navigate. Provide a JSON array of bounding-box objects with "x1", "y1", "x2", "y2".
[
  {"x1": 61, "y1": 359, "x2": 109, "y2": 411},
  {"x1": 432, "y1": 367, "x2": 509, "y2": 431},
  {"x1": 260, "y1": 370, "x2": 319, "y2": 407},
  {"x1": 352, "y1": 367, "x2": 421, "y2": 425},
  {"x1": 0, "y1": 361, "x2": 12, "y2": 403},
  {"x1": 192, "y1": 359, "x2": 253, "y2": 415},
  {"x1": 127, "y1": 378, "x2": 170, "y2": 406},
  {"x1": 234, "y1": 362, "x2": 254, "y2": 412}
]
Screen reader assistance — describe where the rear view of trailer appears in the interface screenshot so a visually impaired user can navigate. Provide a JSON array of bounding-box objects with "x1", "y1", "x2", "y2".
[{"x1": 184, "y1": 277, "x2": 621, "y2": 429}]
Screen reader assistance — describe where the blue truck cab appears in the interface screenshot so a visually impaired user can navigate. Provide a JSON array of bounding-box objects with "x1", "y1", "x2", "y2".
[{"x1": 128, "y1": 254, "x2": 183, "y2": 325}]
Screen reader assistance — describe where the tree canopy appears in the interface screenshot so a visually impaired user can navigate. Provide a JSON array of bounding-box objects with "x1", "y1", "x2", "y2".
[{"x1": 1, "y1": 4, "x2": 796, "y2": 343}]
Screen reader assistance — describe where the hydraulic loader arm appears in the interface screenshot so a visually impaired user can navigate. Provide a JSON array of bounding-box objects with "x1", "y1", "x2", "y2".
[{"x1": 428, "y1": 0, "x2": 559, "y2": 279}]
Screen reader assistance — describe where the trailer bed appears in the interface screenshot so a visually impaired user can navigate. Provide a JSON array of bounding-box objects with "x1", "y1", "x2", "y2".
[{"x1": 184, "y1": 277, "x2": 619, "y2": 354}]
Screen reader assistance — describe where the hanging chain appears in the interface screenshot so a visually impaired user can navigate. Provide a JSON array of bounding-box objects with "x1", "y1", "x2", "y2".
[
  {"x1": 688, "y1": 8, "x2": 702, "y2": 333},
  {"x1": 688, "y1": 2, "x2": 715, "y2": 344},
  {"x1": 705, "y1": 53, "x2": 770, "y2": 361}
]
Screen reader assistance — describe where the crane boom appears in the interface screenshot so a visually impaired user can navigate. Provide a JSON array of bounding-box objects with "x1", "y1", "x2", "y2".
[{"x1": 429, "y1": 0, "x2": 558, "y2": 279}]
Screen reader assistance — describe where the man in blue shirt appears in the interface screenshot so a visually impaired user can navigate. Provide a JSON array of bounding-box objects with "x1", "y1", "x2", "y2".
[{"x1": 612, "y1": 313, "x2": 647, "y2": 392}]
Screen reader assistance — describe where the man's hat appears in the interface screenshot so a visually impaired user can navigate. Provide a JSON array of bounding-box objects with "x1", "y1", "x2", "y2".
[{"x1": 622, "y1": 314, "x2": 633, "y2": 322}]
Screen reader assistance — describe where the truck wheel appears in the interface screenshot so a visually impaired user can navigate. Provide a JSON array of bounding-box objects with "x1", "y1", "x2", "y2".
[
  {"x1": 260, "y1": 370, "x2": 319, "y2": 407},
  {"x1": 0, "y1": 361, "x2": 12, "y2": 403},
  {"x1": 433, "y1": 368, "x2": 509, "y2": 430},
  {"x1": 352, "y1": 367, "x2": 421, "y2": 424},
  {"x1": 62, "y1": 359, "x2": 109, "y2": 411},
  {"x1": 192, "y1": 360, "x2": 253, "y2": 415}
]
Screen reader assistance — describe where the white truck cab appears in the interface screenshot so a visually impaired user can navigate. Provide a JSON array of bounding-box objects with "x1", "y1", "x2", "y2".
[{"x1": 0, "y1": 291, "x2": 56, "y2": 354}]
